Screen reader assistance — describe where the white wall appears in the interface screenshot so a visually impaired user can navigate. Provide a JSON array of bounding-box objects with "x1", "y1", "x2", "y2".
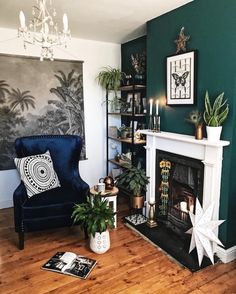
[{"x1": 0, "y1": 28, "x2": 121, "y2": 208}]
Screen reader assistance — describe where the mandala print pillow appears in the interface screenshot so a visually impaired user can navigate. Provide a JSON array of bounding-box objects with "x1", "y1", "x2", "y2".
[{"x1": 14, "y1": 150, "x2": 61, "y2": 198}]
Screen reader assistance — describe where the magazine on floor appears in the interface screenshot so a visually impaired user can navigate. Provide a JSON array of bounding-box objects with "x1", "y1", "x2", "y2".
[{"x1": 41, "y1": 252, "x2": 97, "y2": 279}]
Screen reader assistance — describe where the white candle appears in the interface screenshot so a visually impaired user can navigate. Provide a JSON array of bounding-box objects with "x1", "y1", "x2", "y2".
[
  {"x1": 149, "y1": 99, "x2": 153, "y2": 115},
  {"x1": 19, "y1": 11, "x2": 26, "y2": 28},
  {"x1": 180, "y1": 201, "x2": 188, "y2": 212},
  {"x1": 63, "y1": 13, "x2": 68, "y2": 32},
  {"x1": 156, "y1": 100, "x2": 159, "y2": 116}
]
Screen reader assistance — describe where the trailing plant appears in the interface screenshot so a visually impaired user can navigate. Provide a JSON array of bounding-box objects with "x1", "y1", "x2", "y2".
[
  {"x1": 203, "y1": 91, "x2": 229, "y2": 127},
  {"x1": 186, "y1": 110, "x2": 203, "y2": 127},
  {"x1": 96, "y1": 66, "x2": 125, "y2": 98},
  {"x1": 71, "y1": 195, "x2": 115, "y2": 237},
  {"x1": 116, "y1": 162, "x2": 149, "y2": 196}
]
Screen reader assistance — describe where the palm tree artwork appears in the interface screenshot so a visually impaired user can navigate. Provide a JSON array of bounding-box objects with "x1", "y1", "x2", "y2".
[
  {"x1": 8, "y1": 88, "x2": 35, "y2": 112},
  {"x1": 49, "y1": 70, "x2": 86, "y2": 158},
  {"x1": 0, "y1": 55, "x2": 86, "y2": 170},
  {"x1": 0, "y1": 80, "x2": 10, "y2": 103}
]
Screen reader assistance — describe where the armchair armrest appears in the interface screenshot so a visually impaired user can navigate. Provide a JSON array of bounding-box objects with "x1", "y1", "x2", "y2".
[
  {"x1": 13, "y1": 183, "x2": 27, "y2": 232},
  {"x1": 71, "y1": 175, "x2": 89, "y2": 203}
]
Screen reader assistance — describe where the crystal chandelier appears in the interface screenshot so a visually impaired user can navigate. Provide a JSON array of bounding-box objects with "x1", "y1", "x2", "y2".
[{"x1": 18, "y1": 0, "x2": 71, "y2": 61}]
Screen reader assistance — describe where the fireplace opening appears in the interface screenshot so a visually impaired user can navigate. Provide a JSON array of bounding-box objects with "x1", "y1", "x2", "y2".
[{"x1": 156, "y1": 150, "x2": 204, "y2": 237}]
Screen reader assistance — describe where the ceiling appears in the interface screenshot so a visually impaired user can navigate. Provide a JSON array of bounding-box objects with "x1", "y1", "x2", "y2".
[{"x1": 0, "y1": 0, "x2": 193, "y2": 44}]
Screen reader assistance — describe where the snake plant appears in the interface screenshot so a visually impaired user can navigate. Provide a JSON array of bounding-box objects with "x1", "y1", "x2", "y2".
[{"x1": 203, "y1": 91, "x2": 229, "y2": 127}]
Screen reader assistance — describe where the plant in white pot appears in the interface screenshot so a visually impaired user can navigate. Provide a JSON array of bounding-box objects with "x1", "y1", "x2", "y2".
[
  {"x1": 72, "y1": 196, "x2": 115, "y2": 254},
  {"x1": 203, "y1": 91, "x2": 229, "y2": 141}
]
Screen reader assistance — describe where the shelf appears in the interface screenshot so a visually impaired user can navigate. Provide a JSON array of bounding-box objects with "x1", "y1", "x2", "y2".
[
  {"x1": 108, "y1": 159, "x2": 130, "y2": 168},
  {"x1": 108, "y1": 112, "x2": 146, "y2": 117},
  {"x1": 119, "y1": 85, "x2": 146, "y2": 91},
  {"x1": 108, "y1": 136, "x2": 146, "y2": 145}
]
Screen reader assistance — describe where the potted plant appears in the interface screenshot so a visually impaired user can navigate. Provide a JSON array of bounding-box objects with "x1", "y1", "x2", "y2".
[
  {"x1": 203, "y1": 91, "x2": 229, "y2": 141},
  {"x1": 186, "y1": 110, "x2": 203, "y2": 140},
  {"x1": 118, "y1": 124, "x2": 130, "y2": 139},
  {"x1": 96, "y1": 66, "x2": 126, "y2": 112},
  {"x1": 116, "y1": 162, "x2": 149, "y2": 209},
  {"x1": 72, "y1": 195, "x2": 115, "y2": 254}
]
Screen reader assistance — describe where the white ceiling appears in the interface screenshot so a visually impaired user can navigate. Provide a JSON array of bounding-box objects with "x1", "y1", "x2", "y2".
[{"x1": 0, "y1": 0, "x2": 193, "y2": 44}]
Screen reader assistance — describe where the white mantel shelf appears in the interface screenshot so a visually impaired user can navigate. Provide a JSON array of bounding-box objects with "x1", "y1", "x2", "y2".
[
  {"x1": 140, "y1": 130, "x2": 230, "y2": 259},
  {"x1": 140, "y1": 130, "x2": 230, "y2": 147}
]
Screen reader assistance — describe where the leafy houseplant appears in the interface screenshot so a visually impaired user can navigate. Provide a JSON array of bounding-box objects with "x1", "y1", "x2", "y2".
[
  {"x1": 118, "y1": 124, "x2": 130, "y2": 139},
  {"x1": 72, "y1": 195, "x2": 115, "y2": 254},
  {"x1": 203, "y1": 91, "x2": 229, "y2": 141},
  {"x1": 116, "y1": 162, "x2": 149, "y2": 209},
  {"x1": 96, "y1": 67, "x2": 125, "y2": 112}
]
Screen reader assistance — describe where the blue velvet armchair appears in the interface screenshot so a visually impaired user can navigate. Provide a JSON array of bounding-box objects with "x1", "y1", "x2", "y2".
[{"x1": 13, "y1": 135, "x2": 89, "y2": 249}]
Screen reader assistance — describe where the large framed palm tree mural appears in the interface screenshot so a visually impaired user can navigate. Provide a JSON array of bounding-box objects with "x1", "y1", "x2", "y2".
[{"x1": 0, "y1": 54, "x2": 86, "y2": 170}]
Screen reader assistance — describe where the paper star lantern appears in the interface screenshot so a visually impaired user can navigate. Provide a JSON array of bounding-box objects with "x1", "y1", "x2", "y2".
[{"x1": 186, "y1": 198, "x2": 225, "y2": 266}]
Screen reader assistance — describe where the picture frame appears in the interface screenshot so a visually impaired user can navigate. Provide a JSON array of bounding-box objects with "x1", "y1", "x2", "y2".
[
  {"x1": 126, "y1": 92, "x2": 141, "y2": 112},
  {"x1": 166, "y1": 50, "x2": 197, "y2": 105}
]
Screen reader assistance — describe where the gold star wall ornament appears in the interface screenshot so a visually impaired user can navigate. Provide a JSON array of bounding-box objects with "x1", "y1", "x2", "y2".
[
  {"x1": 175, "y1": 27, "x2": 190, "y2": 53},
  {"x1": 186, "y1": 198, "x2": 225, "y2": 266}
]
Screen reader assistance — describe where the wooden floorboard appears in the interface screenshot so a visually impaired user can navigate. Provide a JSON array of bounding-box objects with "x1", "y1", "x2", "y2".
[{"x1": 0, "y1": 200, "x2": 235, "y2": 294}]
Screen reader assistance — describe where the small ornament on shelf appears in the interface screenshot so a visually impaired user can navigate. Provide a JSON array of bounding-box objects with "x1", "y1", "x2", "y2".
[{"x1": 131, "y1": 52, "x2": 146, "y2": 84}]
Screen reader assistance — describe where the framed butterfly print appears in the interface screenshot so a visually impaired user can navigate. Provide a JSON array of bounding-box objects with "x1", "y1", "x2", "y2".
[{"x1": 166, "y1": 50, "x2": 197, "y2": 105}]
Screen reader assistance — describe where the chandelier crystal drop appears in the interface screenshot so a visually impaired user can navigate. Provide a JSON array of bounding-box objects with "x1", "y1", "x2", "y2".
[{"x1": 18, "y1": 0, "x2": 71, "y2": 61}]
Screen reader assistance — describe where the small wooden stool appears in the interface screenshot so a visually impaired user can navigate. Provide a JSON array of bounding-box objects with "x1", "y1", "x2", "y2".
[{"x1": 90, "y1": 186, "x2": 119, "y2": 228}]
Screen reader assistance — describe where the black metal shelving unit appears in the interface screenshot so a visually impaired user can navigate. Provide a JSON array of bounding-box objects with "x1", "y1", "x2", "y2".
[{"x1": 105, "y1": 83, "x2": 147, "y2": 175}]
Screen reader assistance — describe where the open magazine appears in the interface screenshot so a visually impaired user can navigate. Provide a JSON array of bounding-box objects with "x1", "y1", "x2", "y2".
[{"x1": 41, "y1": 252, "x2": 97, "y2": 279}]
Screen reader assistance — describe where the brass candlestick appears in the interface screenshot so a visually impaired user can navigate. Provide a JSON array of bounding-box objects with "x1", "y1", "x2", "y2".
[{"x1": 147, "y1": 201, "x2": 158, "y2": 228}]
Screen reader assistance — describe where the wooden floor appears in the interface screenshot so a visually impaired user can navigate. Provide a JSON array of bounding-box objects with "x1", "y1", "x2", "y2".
[{"x1": 0, "y1": 201, "x2": 235, "y2": 294}]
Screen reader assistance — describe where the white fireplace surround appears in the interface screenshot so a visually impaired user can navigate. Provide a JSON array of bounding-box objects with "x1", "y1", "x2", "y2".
[{"x1": 140, "y1": 130, "x2": 235, "y2": 263}]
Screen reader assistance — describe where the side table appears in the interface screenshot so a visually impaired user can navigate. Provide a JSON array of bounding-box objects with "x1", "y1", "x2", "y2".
[{"x1": 90, "y1": 186, "x2": 119, "y2": 228}]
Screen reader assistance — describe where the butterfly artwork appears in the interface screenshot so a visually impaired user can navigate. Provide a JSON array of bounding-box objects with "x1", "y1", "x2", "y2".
[
  {"x1": 172, "y1": 71, "x2": 190, "y2": 95},
  {"x1": 166, "y1": 51, "x2": 196, "y2": 105}
]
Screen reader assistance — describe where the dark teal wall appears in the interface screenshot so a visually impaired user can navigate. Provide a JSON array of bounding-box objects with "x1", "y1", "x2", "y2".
[
  {"x1": 146, "y1": 0, "x2": 236, "y2": 248},
  {"x1": 121, "y1": 36, "x2": 146, "y2": 76}
]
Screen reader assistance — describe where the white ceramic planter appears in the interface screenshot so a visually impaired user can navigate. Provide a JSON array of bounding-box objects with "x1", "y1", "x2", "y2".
[
  {"x1": 90, "y1": 230, "x2": 110, "y2": 254},
  {"x1": 206, "y1": 126, "x2": 222, "y2": 142}
]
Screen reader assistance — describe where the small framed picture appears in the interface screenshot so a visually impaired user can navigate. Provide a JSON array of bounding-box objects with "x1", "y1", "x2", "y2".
[
  {"x1": 127, "y1": 93, "x2": 141, "y2": 112},
  {"x1": 166, "y1": 50, "x2": 197, "y2": 105}
]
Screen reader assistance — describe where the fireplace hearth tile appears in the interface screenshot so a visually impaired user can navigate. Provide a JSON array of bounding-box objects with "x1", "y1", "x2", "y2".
[
  {"x1": 124, "y1": 219, "x2": 219, "y2": 272},
  {"x1": 125, "y1": 214, "x2": 147, "y2": 226}
]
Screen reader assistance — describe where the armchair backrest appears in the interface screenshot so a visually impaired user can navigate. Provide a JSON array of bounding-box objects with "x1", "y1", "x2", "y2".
[{"x1": 15, "y1": 135, "x2": 83, "y2": 187}]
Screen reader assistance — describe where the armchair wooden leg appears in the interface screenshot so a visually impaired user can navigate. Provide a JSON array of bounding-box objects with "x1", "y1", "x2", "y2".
[{"x1": 19, "y1": 232, "x2": 24, "y2": 250}]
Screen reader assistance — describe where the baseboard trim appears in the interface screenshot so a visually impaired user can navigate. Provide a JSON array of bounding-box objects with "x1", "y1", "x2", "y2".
[
  {"x1": 217, "y1": 245, "x2": 236, "y2": 263},
  {"x1": 0, "y1": 200, "x2": 13, "y2": 209}
]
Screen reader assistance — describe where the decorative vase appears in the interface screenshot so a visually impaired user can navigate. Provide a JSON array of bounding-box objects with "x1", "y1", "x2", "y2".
[
  {"x1": 195, "y1": 124, "x2": 203, "y2": 140},
  {"x1": 90, "y1": 230, "x2": 110, "y2": 254},
  {"x1": 132, "y1": 195, "x2": 144, "y2": 209},
  {"x1": 206, "y1": 126, "x2": 222, "y2": 142}
]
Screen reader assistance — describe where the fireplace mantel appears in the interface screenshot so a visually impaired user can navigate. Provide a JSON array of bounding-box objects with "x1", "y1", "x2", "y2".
[{"x1": 140, "y1": 130, "x2": 230, "y2": 256}]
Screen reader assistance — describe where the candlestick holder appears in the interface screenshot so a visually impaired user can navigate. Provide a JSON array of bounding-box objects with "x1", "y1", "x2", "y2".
[
  {"x1": 148, "y1": 115, "x2": 154, "y2": 131},
  {"x1": 153, "y1": 115, "x2": 161, "y2": 132},
  {"x1": 147, "y1": 201, "x2": 158, "y2": 228}
]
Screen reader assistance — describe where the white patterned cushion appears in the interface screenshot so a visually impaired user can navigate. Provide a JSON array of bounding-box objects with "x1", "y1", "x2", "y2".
[{"x1": 14, "y1": 150, "x2": 61, "y2": 198}]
